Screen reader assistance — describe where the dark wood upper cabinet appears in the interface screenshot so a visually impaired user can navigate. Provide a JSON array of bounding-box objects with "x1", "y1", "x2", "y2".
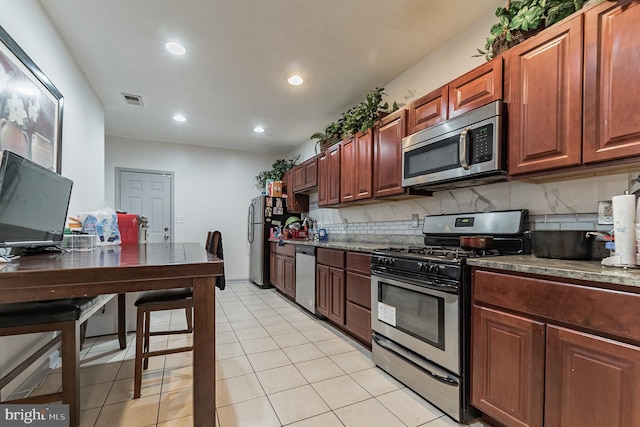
[
  {"x1": 373, "y1": 109, "x2": 407, "y2": 198},
  {"x1": 583, "y1": 1, "x2": 640, "y2": 164},
  {"x1": 317, "y1": 151, "x2": 328, "y2": 206},
  {"x1": 354, "y1": 129, "x2": 373, "y2": 200},
  {"x1": 292, "y1": 156, "x2": 318, "y2": 193},
  {"x1": 303, "y1": 156, "x2": 318, "y2": 188},
  {"x1": 507, "y1": 14, "x2": 583, "y2": 175},
  {"x1": 408, "y1": 57, "x2": 502, "y2": 136},
  {"x1": 449, "y1": 57, "x2": 503, "y2": 118},
  {"x1": 340, "y1": 136, "x2": 356, "y2": 203},
  {"x1": 340, "y1": 130, "x2": 373, "y2": 203},
  {"x1": 408, "y1": 86, "x2": 448, "y2": 135},
  {"x1": 292, "y1": 164, "x2": 305, "y2": 192},
  {"x1": 327, "y1": 143, "x2": 341, "y2": 205},
  {"x1": 283, "y1": 170, "x2": 309, "y2": 214},
  {"x1": 318, "y1": 144, "x2": 341, "y2": 207}
]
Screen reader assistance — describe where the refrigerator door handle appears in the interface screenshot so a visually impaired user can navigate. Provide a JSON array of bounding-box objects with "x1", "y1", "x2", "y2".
[{"x1": 248, "y1": 203, "x2": 254, "y2": 243}]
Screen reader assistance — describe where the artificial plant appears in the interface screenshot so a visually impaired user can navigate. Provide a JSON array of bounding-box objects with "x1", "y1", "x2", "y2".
[
  {"x1": 310, "y1": 87, "x2": 399, "y2": 153},
  {"x1": 476, "y1": 0, "x2": 585, "y2": 60},
  {"x1": 254, "y1": 156, "x2": 300, "y2": 190}
]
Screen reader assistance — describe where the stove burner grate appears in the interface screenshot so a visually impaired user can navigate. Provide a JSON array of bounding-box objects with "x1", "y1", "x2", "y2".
[{"x1": 406, "y1": 246, "x2": 500, "y2": 259}]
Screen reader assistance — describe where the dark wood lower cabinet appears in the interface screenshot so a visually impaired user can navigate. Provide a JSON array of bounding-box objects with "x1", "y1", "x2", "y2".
[
  {"x1": 316, "y1": 264, "x2": 330, "y2": 317},
  {"x1": 316, "y1": 263, "x2": 345, "y2": 325},
  {"x1": 345, "y1": 301, "x2": 371, "y2": 345},
  {"x1": 282, "y1": 255, "x2": 295, "y2": 299},
  {"x1": 271, "y1": 243, "x2": 295, "y2": 298},
  {"x1": 274, "y1": 254, "x2": 285, "y2": 292},
  {"x1": 344, "y1": 268, "x2": 372, "y2": 346},
  {"x1": 328, "y1": 267, "x2": 345, "y2": 325},
  {"x1": 471, "y1": 305, "x2": 545, "y2": 427},
  {"x1": 545, "y1": 326, "x2": 640, "y2": 427},
  {"x1": 269, "y1": 242, "x2": 276, "y2": 286},
  {"x1": 472, "y1": 268, "x2": 640, "y2": 427}
]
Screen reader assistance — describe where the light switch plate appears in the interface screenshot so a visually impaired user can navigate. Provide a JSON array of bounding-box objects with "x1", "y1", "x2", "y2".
[
  {"x1": 597, "y1": 201, "x2": 613, "y2": 225},
  {"x1": 176, "y1": 215, "x2": 185, "y2": 223}
]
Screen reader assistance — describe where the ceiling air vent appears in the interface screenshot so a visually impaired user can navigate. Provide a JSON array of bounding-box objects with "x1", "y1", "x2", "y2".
[{"x1": 121, "y1": 93, "x2": 144, "y2": 106}]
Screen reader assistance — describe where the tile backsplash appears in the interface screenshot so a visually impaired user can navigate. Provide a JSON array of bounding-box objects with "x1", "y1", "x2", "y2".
[{"x1": 306, "y1": 172, "x2": 636, "y2": 242}]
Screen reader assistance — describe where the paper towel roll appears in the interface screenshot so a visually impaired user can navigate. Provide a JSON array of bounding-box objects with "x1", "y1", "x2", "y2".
[{"x1": 612, "y1": 194, "x2": 636, "y2": 265}]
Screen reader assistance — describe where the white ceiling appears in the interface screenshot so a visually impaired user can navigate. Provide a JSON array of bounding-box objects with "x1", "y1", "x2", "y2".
[{"x1": 38, "y1": 0, "x2": 501, "y2": 155}]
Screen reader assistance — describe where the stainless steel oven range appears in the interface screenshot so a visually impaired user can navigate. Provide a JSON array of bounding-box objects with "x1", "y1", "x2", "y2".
[{"x1": 370, "y1": 210, "x2": 529, "y2": 422}]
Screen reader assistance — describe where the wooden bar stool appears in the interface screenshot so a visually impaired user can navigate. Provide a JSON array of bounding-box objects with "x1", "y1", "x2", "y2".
[
  {"x1": 0, "y1": 297, "x2": 110, "y2": 427},
  {"x1": 133, "y1": 287, "x2": 193, "y2": 398},
  {"x1": 133, "y1": 231, "x2": 225, "y2": 398}
]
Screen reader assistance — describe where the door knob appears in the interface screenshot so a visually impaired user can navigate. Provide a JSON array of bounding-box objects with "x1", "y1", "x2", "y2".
[{"x1": 164, "y1": 235, "x2": 169, "y2": 240}]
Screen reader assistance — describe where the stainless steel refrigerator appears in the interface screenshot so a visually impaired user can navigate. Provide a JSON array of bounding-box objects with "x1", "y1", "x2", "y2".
[{"x1": 248, "y1": 195, "x2": 288, "y2": 288}]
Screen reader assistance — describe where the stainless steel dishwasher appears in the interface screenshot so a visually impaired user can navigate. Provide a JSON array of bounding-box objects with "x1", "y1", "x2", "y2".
[{"x1": 295, "y1": 245, "x2": 316, "y2": 314}]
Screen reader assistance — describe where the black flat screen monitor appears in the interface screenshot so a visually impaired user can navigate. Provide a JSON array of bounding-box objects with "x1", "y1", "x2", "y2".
[{"x1": 0, "y1": 150, "x2": 73, "y2": 249}]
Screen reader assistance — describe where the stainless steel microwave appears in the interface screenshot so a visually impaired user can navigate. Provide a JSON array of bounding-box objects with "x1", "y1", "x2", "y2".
[{"x1": 401, "y1": 100, "x2": 507, "y2": 191}]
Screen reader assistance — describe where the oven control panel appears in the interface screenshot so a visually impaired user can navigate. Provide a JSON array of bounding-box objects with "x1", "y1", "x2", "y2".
[{"x1": 371, "y1": 252, "x2": 461, "y2": 283}]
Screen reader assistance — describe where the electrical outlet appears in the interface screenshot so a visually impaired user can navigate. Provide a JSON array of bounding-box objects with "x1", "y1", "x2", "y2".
[
  {"x1": 597, "y1": 201, "x2": 613, "y2": 225},
  {"x1": 411, "y1": 213, "x2": 420, "y2": 228}
]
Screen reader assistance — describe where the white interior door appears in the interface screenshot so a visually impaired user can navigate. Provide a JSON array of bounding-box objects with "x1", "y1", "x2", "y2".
[{"x1": 118, "y1": 169, "x2": 172, "y2": 243}]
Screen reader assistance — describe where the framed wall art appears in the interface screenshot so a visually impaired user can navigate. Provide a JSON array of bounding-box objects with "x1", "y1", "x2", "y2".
[{"x1": 0, "y1": 24, "x2": 63, "y2": 172}]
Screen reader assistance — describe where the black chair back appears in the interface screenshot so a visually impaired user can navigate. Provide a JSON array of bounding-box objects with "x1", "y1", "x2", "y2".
[{"x1": 209, "y1": 230, "x2": 225, "y2": 290}]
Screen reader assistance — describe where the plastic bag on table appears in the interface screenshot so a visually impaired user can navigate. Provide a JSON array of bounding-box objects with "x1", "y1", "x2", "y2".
[{"x1": 78, "y1": 206, "x2": 122, "y2": 245}]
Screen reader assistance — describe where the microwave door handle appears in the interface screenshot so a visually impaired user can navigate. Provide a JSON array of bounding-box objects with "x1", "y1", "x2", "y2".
[{"x1": 459, "y1": 127, "x2": 471, "y2": 170}]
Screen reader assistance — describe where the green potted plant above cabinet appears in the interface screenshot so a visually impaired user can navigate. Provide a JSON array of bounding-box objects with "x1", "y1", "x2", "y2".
[
  {"x1": 254, "y1": 157, "x2": 298, "y2": 190},
  {"x1": 476, "y1": 0, "x2": 586, "y2": 60}
]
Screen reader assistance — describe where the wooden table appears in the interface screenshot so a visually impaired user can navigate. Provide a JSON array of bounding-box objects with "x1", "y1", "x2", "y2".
[{"x1": 0, "y1": 243, "x2": 222, "y2": 426}]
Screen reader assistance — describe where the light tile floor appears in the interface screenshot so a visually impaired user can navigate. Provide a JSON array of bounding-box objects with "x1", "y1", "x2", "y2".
[{"x1": 32, "y1": 282, "x2": 492, "y2": 427}]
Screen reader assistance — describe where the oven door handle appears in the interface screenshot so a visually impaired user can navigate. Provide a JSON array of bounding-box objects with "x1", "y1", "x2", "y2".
[
  {"x1": 459, "y1": 127, "x2": 471, "y2": 170},
  {"x1": 373, "y1": 334, "x2": 459, "y2": 386},
  {"x1": 371, "y1": 270, "x2": 459, "y2": 294}
]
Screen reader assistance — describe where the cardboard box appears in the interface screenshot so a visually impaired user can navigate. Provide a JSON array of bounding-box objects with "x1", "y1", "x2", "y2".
[{"x1": 271, "y1": 181, "x2": 283, "y2": 197}]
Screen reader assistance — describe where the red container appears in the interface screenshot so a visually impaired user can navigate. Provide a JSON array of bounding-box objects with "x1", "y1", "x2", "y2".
[{"x1": 117, "y1": 213, "x2": 139, "y2": 244}]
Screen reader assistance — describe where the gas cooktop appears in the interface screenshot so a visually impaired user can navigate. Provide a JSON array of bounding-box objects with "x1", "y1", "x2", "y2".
[{"x1": 374, "y1": 245, "x2": 501, "y2": 260}]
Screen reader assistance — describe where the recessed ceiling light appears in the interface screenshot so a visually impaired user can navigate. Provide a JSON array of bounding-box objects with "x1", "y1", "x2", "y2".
[
  {"x1": 288, "y1": 75, "x2": 303, "y2": 86},
  {"x1": 173, "y1": 114, "x2": 186, "y2": 122},
  {"x1": 165, "y1": 42, "x2": 186, "y2": 55},
  {"x1": 254, "y1": 126, "x2": 265, "y2": 133}
]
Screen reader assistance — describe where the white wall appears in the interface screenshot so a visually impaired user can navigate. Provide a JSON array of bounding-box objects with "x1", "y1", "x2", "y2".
[
  {"x1": 0, "y1": 0, "x2": 105, "y2": 398},
  {"x1": 105, "y1": 135, "x2": 275, "y2": 280},
  {"x1": 383, "y1": 9, "x2": 496, "y2": 110},
  {"x1": 289, "y1": 9, "x2": 499, "y2": 163}
]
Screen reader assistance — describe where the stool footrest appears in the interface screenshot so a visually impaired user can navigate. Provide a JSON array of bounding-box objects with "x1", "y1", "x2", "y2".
[
  {"x1": 143, "y1": 346, "x2": 192, "y2": 359},
  {"x1": 149, "y1": 329, "x2": 192, "y2": 337}
]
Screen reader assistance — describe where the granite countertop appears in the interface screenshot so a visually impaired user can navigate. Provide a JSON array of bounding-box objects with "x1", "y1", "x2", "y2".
[
  {"x1": 273, "y1": 239, "x2": 640, "y2": 289},
  {"x1": 270, "y1": 239, "x2": 384, "y2": 253},
  {"x1": 467, "y1": 255, "x2": 640, "y2": 289}
]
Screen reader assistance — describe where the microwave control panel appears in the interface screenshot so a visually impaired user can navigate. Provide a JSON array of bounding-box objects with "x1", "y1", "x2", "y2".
[{"x1": 471, "y1": 124, "x2": 493, "y2": 163}]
